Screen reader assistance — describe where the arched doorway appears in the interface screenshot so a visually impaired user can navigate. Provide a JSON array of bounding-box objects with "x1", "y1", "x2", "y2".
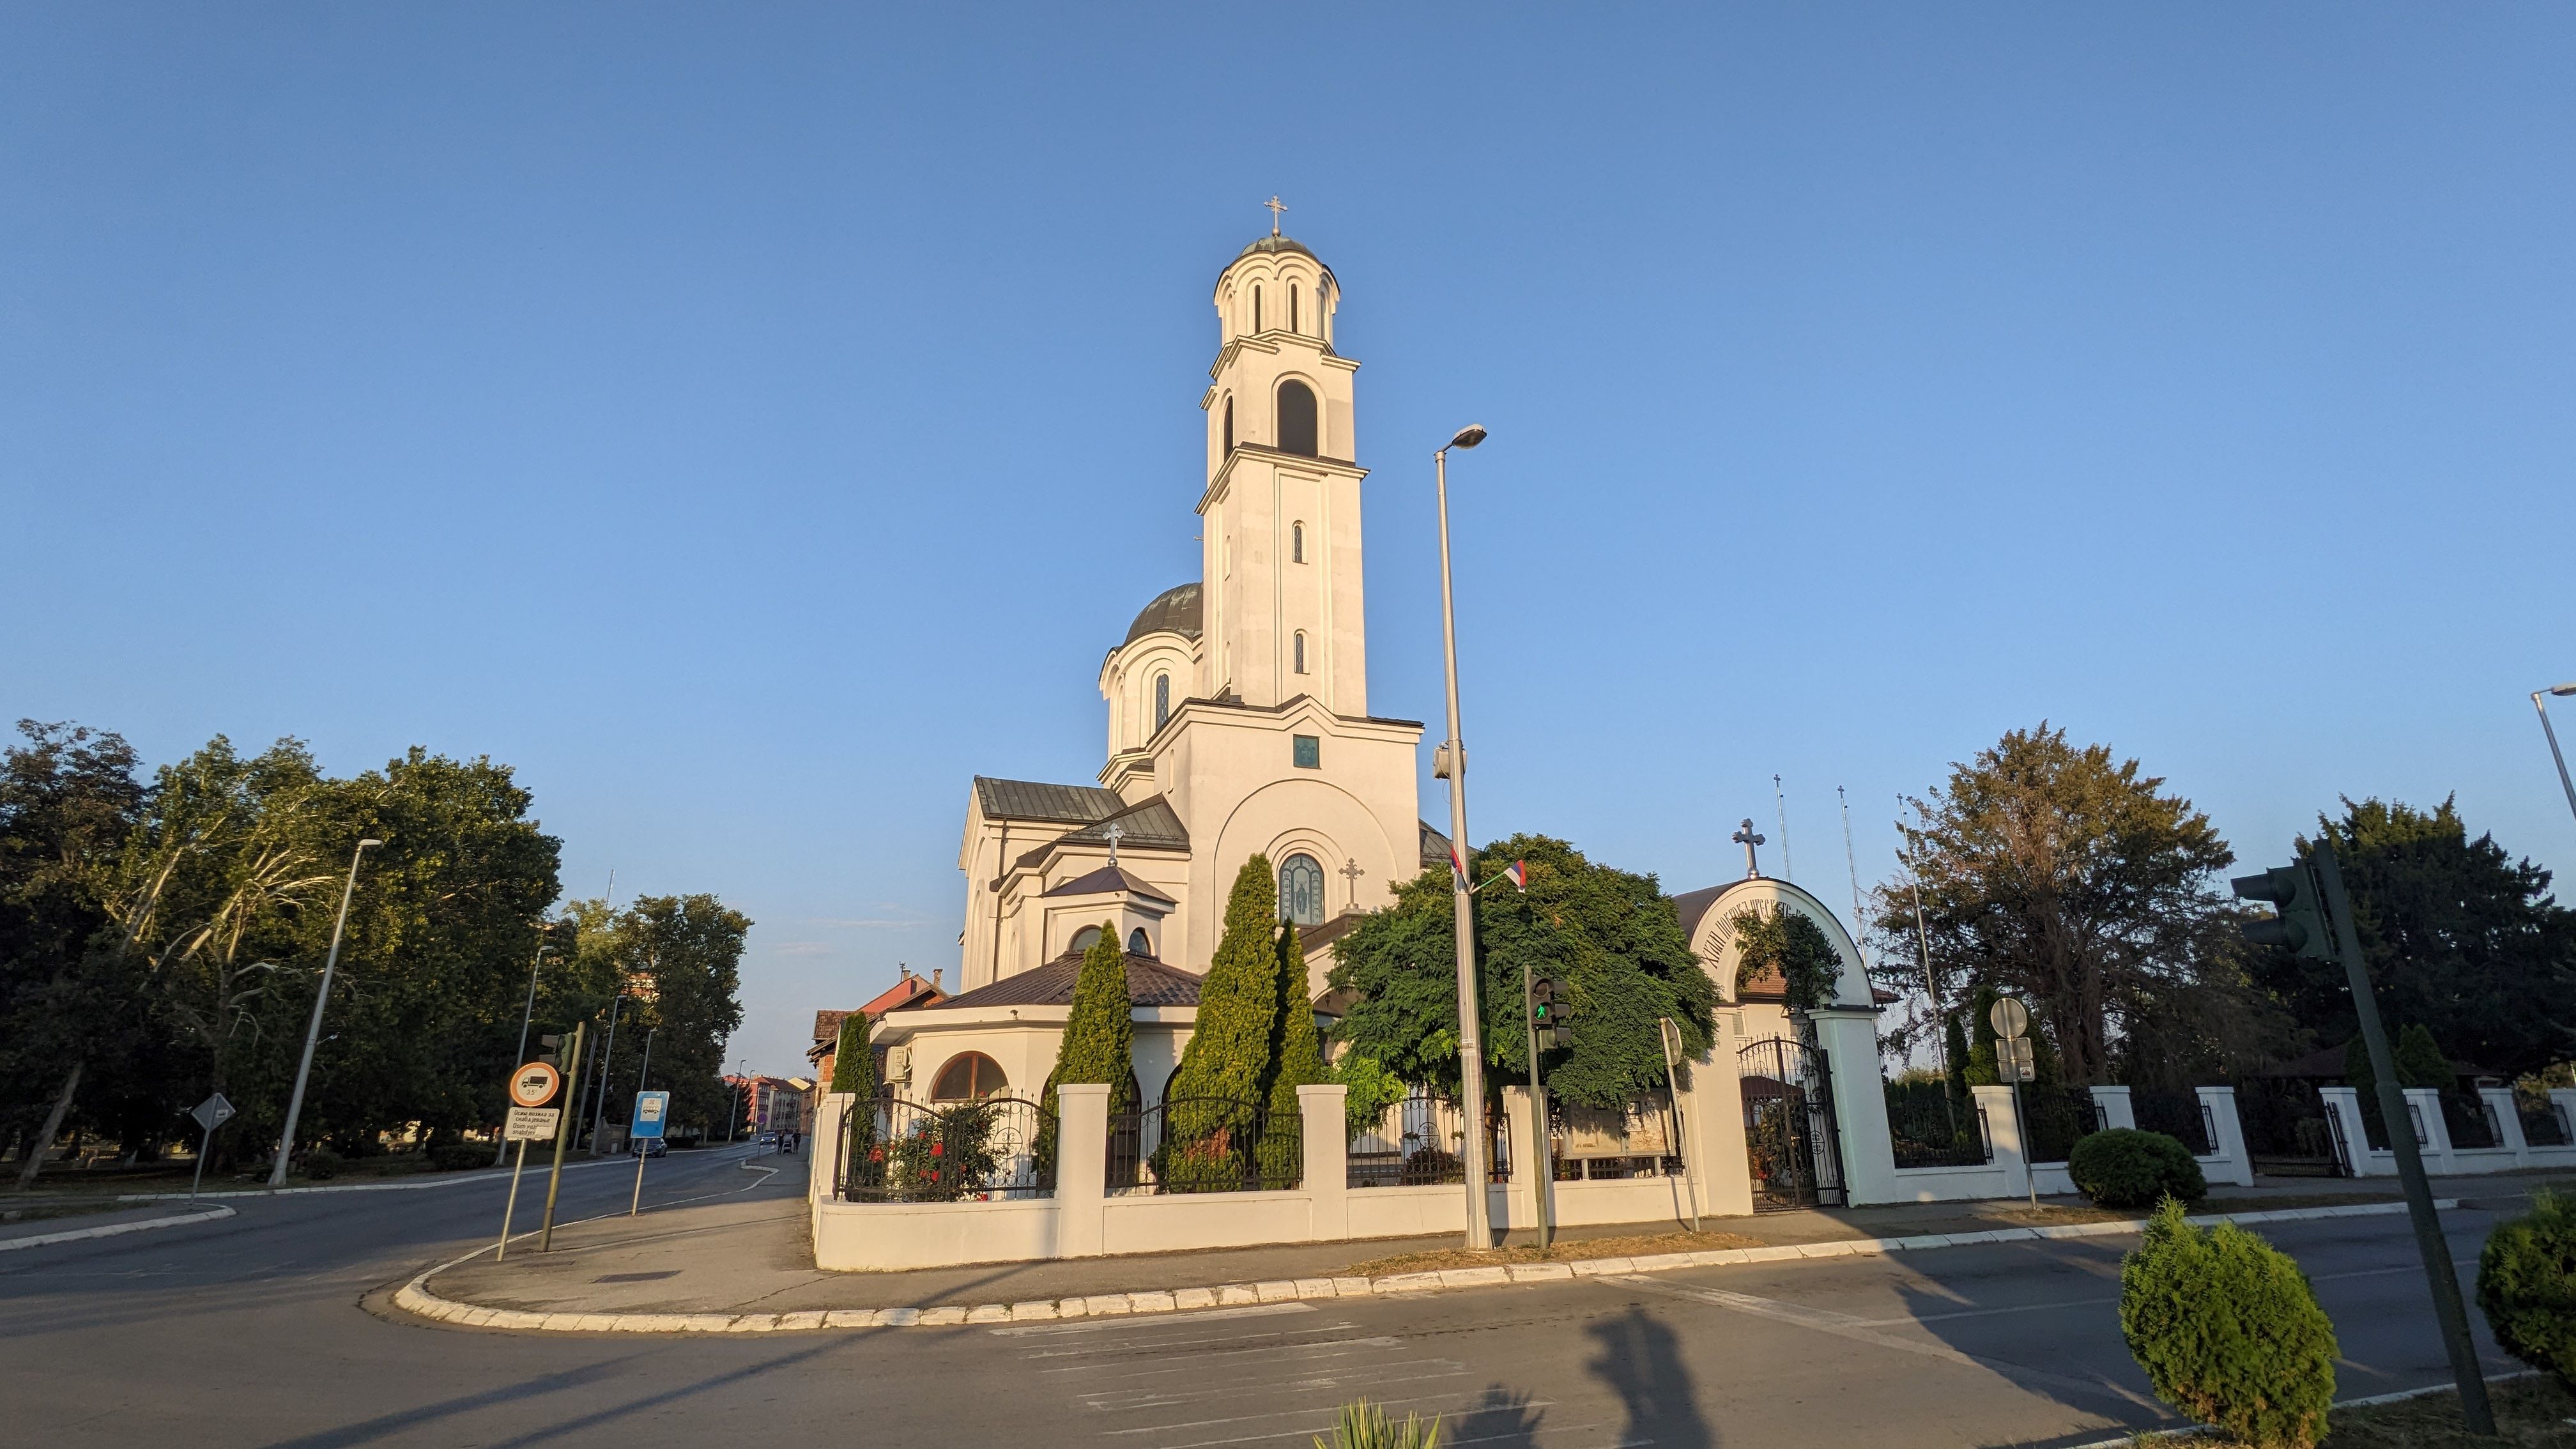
[{"x1": 1736, "y1": 1036, "x2": 1845, "y2": 1210}]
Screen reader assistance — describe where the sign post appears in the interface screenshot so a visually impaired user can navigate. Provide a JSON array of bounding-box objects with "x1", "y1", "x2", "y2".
[
  {"x1": 187, "y1": 1093, "x2": 235, "y2": 1204},
  {"x1": 496, "y1": 1058, "x2": 564, "y2": 1261},
  {"x1": 627, "y1": 1090, "x2": 670, "y2": 1216},
  {"x1": 539, "y1": 1020, "x2": 587, "y2": 1252},
  {"x1": 1989, "y1": 997, "x2": 2037, "y2": 1206}
]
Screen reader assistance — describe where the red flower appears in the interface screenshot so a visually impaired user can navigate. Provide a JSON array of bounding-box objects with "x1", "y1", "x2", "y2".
[{"x1": 930, "y1": 1142, "x2": 944, "y2": 1156}]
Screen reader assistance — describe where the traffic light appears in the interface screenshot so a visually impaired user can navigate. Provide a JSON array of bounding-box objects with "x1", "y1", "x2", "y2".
[
  {"x1": 1531, "y1": 978, "x2": 1574, "y2": 1050},
  {"x1": 537, "y1": 1032, "x2": 564, "y2": 1067},
  {"x1": 2231, "y1": 859, "x2": 2333, "y2": 960}
]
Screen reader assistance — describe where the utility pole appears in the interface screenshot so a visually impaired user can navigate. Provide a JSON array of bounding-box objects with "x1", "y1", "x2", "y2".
[
  {"x1": 588, "y1": 994, "x2": 625, "y2": 1154},
  {"x1": 271, "y1": 838, "x2": 381, "y2": 1186},
  {"x1": 1432, "y1": 422, "x2": 1491, "y2": 1251},
  {"x1": 539, "y1": 1020, "x2": 587, "y2": 1252}
]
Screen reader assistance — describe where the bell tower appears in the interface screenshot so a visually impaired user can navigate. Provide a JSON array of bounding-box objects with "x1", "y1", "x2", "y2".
[{"x1": 1199, "y1": 217, "x2": 1368, "y2": 716}]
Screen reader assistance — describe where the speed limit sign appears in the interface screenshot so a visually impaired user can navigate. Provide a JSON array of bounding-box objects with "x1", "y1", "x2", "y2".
[{"x1": 509, "y1": 1061, "x2": 562, "y2": 1108}]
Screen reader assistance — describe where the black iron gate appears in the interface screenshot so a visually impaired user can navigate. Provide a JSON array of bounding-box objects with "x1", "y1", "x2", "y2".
[
  {"x1": 2236, "y1": 1078, "x2": 2350, "y2": 1178},
  {"x1": 1737, "y1": 1037, "x2": 1846, "y2": 1210}
]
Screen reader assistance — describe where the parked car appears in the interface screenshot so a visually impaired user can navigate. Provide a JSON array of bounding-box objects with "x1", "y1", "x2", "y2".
[{"x1": 629, "y1": 1137, "x2": 667, "y2": 1158}]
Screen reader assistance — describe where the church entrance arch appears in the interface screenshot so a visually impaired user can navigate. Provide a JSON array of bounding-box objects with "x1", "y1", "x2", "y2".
[{"x1": 1736, "y1": 1037, "x2": 1846, "y2": 1211}]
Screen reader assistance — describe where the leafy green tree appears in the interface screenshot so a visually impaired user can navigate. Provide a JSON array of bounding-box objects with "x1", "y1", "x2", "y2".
[
  {"x1": 1726, "y1": 904, "x2": 1840, "y2": 1013},
  {"x1": 2343, "y1": 1022, "x2": 2453, "y2": 1146},
  {"x1": 1167, "y1": 856, "x2": 1282, "y2": 1106},
  {"x1": 1869, "y1": 724, "x2": 2241, "y2": 1086},
  {"x1": 2, "y1": 722, "x2": 147, "y2": 1186},
  {"x1": 1047, "y1": 923, "x2": 1138, "y2": 1114},
  {"x1": 569, "y1": 894, "x2": 749, "y2": 1138},
  {"x1": 2252, "y1": 798, "x2": 2576, "y2": 1080},
  {"x1": 1328, "y1": 834, "x2": 1715, "y2": 1109},
  {"x1": 1259, "y1": 921, "x2": 1326, "y2": 1180},
  {"x1": 1330, "y1": 1051, "x2": 1407, "y2": 1140}
]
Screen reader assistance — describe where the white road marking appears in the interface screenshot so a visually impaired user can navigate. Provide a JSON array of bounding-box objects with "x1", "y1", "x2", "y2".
[
  {"x1": 1046, "y1": 1337, "x2": 1404, "y2": 1380},
  {"x1": 995, "y1": 1301, "x2": 1317, "y2": 1337}
]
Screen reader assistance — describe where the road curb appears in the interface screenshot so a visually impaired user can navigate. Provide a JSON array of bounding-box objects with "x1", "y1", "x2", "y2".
[
  {"x1": 114, "y1": 1151, "x2": 679, "y2": 1202},
  {"x1": 393, "y1": 1197, "x2": 2453, "y2": 1335},
  {"x1": 0, "y1": 1204, "x2": 235, "y2": 1252}
]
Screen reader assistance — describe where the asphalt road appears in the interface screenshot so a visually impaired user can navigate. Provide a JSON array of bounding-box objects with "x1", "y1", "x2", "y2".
[{"x1": 0, "y1": 1152, "x2": 2524, "y2": 1449}]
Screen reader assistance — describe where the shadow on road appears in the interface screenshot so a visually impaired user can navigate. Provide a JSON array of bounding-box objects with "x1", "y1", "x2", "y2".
[{"x1": 1586, "y1": 1305, "x2": 1717, "y2": 1447}]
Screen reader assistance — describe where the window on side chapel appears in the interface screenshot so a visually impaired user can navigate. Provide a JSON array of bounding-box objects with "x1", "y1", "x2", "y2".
[
  {"x1": 1279, "y1": 853, "x2": 1324, "y2": 926},
  {"x1": 1293, "y1": 631, "x2": 1308, "y2": 675},
  {"x1": 1127, "y1": 928, "x2": 1151, "y2": 956},
  {"x1": 1277, "y1": 380, "x2": 1318, "y2": 456},
  {"x1": 1291, "y1": 521, "x2": 1305, "y2": 563}
]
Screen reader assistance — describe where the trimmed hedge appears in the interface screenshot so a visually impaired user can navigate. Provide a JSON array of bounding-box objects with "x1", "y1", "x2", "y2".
[
  {"x1": 2478, "y1": 1187, "x2": 2576, "y2": 1392},
  {"x1": 2120, "y1": 1200, "x2": 2336, "y2": 1449},
  {"x1": 2069, "y1": 1127, "x2": 2206, "y2": 1209}
]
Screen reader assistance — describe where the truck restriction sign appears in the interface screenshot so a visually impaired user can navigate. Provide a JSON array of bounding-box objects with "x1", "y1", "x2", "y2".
[
  {"x1": 510, "y1": 1061, "x2": 562, "y2": 1108},
  {"x1": 505, "y1": 1107, "x2": 562, "y2": 1142}
]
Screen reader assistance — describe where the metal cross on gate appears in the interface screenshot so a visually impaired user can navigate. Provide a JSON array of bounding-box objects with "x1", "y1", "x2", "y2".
[{"x1": 1732, "y1": 818, "x2": 1767, "y2": 879}]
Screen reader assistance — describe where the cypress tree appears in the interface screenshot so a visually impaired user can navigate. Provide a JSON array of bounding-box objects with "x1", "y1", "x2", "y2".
[
  {"x1": 828, "y1": 1010, "x2": 873, "y2": 1100},
  {"x1": 1259, "y1": 921, "x2": 1326, "y2": 1181},
  {"x1": 1167, "y1": 855, "x2": 1282, "y2": 1105},
  {"x1": 1046, "y1": 923, "x2": 1137, "y2": 1115}
]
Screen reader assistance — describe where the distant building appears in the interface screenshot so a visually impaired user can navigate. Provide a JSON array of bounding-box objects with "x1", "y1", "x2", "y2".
[
  {"x1": 806, "y1": 968, "x2": 948, "y2": 1087},
  {"x1": 726, "y1": 1074, "x2": 815, "y2": 1138}
]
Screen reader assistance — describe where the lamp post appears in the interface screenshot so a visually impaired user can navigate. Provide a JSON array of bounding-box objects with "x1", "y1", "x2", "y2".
[
  {"x1": 270, "y1": 838, "x2": 383, "y2": 1186},
  {"x1": 1434, "y1": 421, "x2": 1491, "y2": 1250},
  {"x1": 588, "y1": 993, "x2": 626, "y2": 1154},
  {"x1": 497, "y1": 940, "x2": 556, "y2": 1165},
  {"x1": 2533, "y1": 683, "x2": 2576, "y2": 836}
]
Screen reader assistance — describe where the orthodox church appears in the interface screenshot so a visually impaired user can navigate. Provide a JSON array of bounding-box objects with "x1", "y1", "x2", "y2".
[{"x1": 865, "y1": 225, "x2": 1453, "y2": 1108}]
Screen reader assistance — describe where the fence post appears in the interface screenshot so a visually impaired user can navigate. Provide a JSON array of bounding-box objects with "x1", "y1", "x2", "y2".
[
  {"x1": 2317, "y1": 1086, "x2": 2381, "y2": 1176},
  {"x1": 811, "y1": 1091, "x2": 850, "y2": 1245},
  {"x1": 1689, "y1": 1020, "x2": 1757, "y2": 1218},
  {"x1": 2481, "y1": 1086, "x2": 2527, "y2": 1165},
  {"x1": 2402, "y1": 1086, "x2": 2455, "y2": 1176},
  {"x1": 1056, "y1": 1084, "x2": 1108, "y2": 1260},
  {"x1": 2554, "y1": 1089, "x2": 2576, "y2": 1151},
  {"x1": 2090, "y1": 1085, "x2": 2136, "y2": 1132},
  {"x1": 1808, "y1": 1007, "x2": 1899, "y2": 1206},
  {"x1": 2194, "y1": 1085, "x2": 2256, "y2": 1186},
  {"x1": 1298, "y1": 1084, "x2": 1349, "y2": 1243},
  {"x1": 1971, "y1": 1084, "x2": 2027, "y2": 1200}
]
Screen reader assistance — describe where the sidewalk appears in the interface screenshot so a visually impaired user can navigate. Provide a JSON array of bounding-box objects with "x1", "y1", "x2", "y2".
[{"x1": 414, "y1": 1166, "x2": 2552, "y2": 1328}]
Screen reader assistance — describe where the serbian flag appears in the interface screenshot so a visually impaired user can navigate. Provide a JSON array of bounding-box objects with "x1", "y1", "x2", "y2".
[
  {"x1": 1503, "y1": 859, "x2": 1528, "y2": 892},
  {"x1": 1452, "y1": 849, "x2": 1471, "y2": 890}
]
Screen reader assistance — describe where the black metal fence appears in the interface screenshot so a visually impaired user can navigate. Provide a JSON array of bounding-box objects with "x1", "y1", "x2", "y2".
[
  {"x1": 1107, "y1": 1096, "x2": 1301, "y2": 1194},
  {"x1": 838, "y1": 1095, "x2": 1055, "y2": 1202},
  {"x1": 1348, "y1": 1095, "x2": 1509, "y2": 1188},
  {"x1": 2518, "y1": 1088, "x2": 2572, "y2": 1147},
  {"x1": 2021, "y1": 1085, "x2": 2103, "y2": 1164},
  {"x1": 2440, "y1": 1089, "x2": 2501, "y2": 1150},
  {"x1": 2236, "y1": 1078, "x2": 2349, "y2": 1176},
  {"x1": 1549, "y1": 1092, "x2": 1683, "y2": 1181},
  {"x1": 1883, "y1": 1080, "x2": 1988, "y2": 1169},
  {"x1": 2129, "y1": 1088, "x2": 2216, "y2": 1156}
]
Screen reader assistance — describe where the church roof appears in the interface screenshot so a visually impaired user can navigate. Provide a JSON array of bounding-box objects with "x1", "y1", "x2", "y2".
[
  {"x1": 1229, "y1": 233, "x2": 1334, "y2": 282},
  {"x1": 1016, "y1": 795, "x2": 1191, "y2": 869},
  {"x1": 1418, "y1": 820, "x2": 1453, "y2": 870},
  {"x1": 1041, "y1": 864, "x2": 1177, "y2": 905},
  {"x1": 924, "y1": 950, "x2": 1204, "y2": 1011},
  {"x1": 1124, "y1": 582, "x2": 1202, "y2": 646},
  {"x1": 974, "y1": 776, "x2": 1128, "y2": 825}
]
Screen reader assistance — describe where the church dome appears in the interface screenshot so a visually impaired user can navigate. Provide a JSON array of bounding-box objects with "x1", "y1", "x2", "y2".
[
  {"x1": 1124, "y1": 581, "x2": 1201, "y2": 645},
  {"x1": 1225, "y1": 233, "x2": 1335, "y2": 284}
]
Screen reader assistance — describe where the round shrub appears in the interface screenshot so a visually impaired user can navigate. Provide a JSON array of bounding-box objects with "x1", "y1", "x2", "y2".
[
  {"x1": 2478, "y1": 1187, "x2": 2576, "y2": 1392},
  {"x1": 2070, "y1": 1127, "x2": 2206, "y2": 1209},
  {"x1": 426, "y1": 1144, "x2": 487, "y2": 1172},
  {"x1": 2120, "y1": 1199, "x2": 2336, "y2": 1449},
  {"x1": 300, "y1": 1147, "x2": 345, "y2": 1181}
]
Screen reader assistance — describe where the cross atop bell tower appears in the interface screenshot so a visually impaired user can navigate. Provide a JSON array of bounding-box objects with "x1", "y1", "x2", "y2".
[{"x1": 1264, "y1": 195, "x2": 1287, "y2": 236}]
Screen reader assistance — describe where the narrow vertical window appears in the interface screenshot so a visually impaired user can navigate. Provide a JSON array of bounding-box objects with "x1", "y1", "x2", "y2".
[
  {"x1": 1289, "y1": 282, "x2": 1300, "y2": 334},
  {"x1": 1291, "y1": 521, "x2": 1305, "y2": 563},
  {"x1": 1252, "y1": 286, "x2": 1262, "y2": 334},
  {"x1": 1294, "y1": 631, "x2": 1307, "y2": 674},
  {"x1": 1222, "y1": 397, "x2": 1234, "y2": 454},
  {"x1": 1154, "y1": 673, "x2": 1170, "y2": 730}
]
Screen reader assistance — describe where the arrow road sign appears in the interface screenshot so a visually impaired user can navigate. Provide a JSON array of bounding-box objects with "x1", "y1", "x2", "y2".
[
  {"x1": 509, "y1": 1061, "x2": 562, "y2": 1108},
  {"x1": 190, "y1": 1094, "x2": 235, "y2": 1133}
]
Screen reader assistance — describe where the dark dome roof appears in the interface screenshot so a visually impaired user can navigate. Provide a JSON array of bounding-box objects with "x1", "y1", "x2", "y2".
[
  {"x1": 1223, "y1": 234, "x2": 1334, "y2": 284},
  {"x1": 1124, "y1": 581, "x2": 1201, "y2": 646}
]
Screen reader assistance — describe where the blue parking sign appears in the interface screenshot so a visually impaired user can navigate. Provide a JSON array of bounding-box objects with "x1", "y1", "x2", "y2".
[{"x1": 630, "y1": 1090, "x2": 671, "y2": 1139}]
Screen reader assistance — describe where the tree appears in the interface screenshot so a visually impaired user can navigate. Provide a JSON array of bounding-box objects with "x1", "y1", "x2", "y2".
[
  {"x1": 829, "y1": 1010, "x2": 873, "y2": 1098},
  {"x1": 1167, "y1": 856, "x2": 1283, "y2": 1107},
  {"x1": 1047, "y1": 922, "x2": 1138, "y2": 1114},
  {"x1": 1727, "y1": 904, "x2": 1839, "y2": 1013},
  {"x1": 1328, "y1": 834, "x2": 1716, "y2": 1109},
  {"x1": 579, "y1": 894, "x2": 749, "y2": 1137},
  {"x1": 2250, "y1": 798, "x2": 2576, "y2": 1080},
  {"x1": 1869, "y1": 724, "x2": 2241, "y2": 1087},
  {"x1": 2344, "y1": 1022, "x2": 2453, "y2": 1146},
  {"x1": 1260, "y1": 921, "x2": 1326, "y2": 1179}
]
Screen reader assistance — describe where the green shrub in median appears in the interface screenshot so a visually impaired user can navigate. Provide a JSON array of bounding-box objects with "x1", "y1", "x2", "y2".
[
  {"x1": 2478, "y1": 1186, "x2": 2576, "y2": 1392},
  {"x1": 426, "y1": 1144, "x2": 487, "y2": 1172},
  {"x1": 2119, "y1": 1199, "x2": 2336, "y2": 1449},
  {"x1": 1313, "y1": 1399, "x2": 1440, "y2": 1449},
  {"x1": 2069, "y1": 1127, "x2": 2206, "y2": 1209}
]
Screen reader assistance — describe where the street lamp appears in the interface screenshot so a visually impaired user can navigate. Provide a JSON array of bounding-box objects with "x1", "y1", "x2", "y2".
[
  {"x1": 2533, "y1": 684, "x2": 2576, "y2": 836},
  {"x1": 496, "y1": 938, "x2": 557, "y2": 1165},
  {"x1": 270, "y1": 838, "x2": 383, "y2": 1186},
  {"x1": 1434, "y1": 421, "x2": 1491, "y2": 1251}
]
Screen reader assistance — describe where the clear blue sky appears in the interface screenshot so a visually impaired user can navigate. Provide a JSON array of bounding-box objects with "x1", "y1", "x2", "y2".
[{"x1": 6, "y1": 8, "x2": 2572, "y2": 1077}]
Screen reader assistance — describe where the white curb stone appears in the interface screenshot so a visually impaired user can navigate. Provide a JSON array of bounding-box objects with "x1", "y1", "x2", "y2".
[
  {"x1": 0, "y1": 1204, "x2": 236, "y2": 1252},
  {"x1": 392, "y1": 1197, "x2": 2462, "y2": 1336}
]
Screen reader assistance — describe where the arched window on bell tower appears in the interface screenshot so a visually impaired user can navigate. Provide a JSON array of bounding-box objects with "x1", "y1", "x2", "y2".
[
  {"x1": 1153, "y1": 673, "x2": 1170, "y2": 731},
  {"x1": 1293, "y1": 631, "x2": 1308, "y2": 674},
  {"x1": 1291, "y1": 521, "x2": 1305, "y2": 563},
  {"x1": 1277, "y1": 380, "x2": 1317, "y2": 456},
  {"x1": 1222, "y1": 396, "x2": 1234, "y2": 454},
  {"x1": 1289, "y1": 282, "x2": 1300, "y2": 335},
  {"x1": 1252, "y1": 286, "x2": 1262, "y2": 334}
]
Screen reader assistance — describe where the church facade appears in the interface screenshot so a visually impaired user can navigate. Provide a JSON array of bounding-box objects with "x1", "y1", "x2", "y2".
[{"x1": 871, "y1": 229, "x2": 1451, "y2": 1109}]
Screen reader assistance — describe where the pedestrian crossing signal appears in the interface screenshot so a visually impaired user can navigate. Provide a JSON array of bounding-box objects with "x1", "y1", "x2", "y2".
[{"x1": 1531, "y1": 979, "x2": 1574, "y2": 1050}]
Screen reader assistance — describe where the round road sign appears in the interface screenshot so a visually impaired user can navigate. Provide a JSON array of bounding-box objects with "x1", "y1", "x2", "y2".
[
  {"x1": 1988, "y1": 997, "x2": 2030, "y2": 1041},
  {"x1": 509, "y1": 1061, "x2": 562, "y2": 1108}
]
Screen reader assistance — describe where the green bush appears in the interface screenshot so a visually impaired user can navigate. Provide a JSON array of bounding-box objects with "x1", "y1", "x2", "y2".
[
  {"x1": 2120, "y1": 1199, "x2": 2336, "y2": 1449},
  {"x1": 301, "y1": 1148, "x2": 345, "y2": 1181},
  {"x1": 2069, "y1": 1128, "x2": 2206, "y2": 1209},
  {"x1": 1313, "y1": 1399, "x2": 1441, "y2": 1449},
  {"x1": 2478, "y1": 1187, "x2": 2576, "y2": 1392},
  {"x1": 426, "y1": 1144, "x2": 487, "y2": 1172}
]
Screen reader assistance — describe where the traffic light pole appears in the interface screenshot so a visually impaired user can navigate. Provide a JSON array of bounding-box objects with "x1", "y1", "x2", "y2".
[
  {"x1": 2313, "y1": 845, "x2": 2493, "y2": 1434},
  {"x1": 539, "y1": 1020, "x2": 587, "y2": 1253}
]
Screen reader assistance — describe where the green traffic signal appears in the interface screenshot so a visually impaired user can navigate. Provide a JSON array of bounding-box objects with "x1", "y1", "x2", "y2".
[{"x1": 2230, "y1": 861, "x2": 2333, "y2": 961}]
